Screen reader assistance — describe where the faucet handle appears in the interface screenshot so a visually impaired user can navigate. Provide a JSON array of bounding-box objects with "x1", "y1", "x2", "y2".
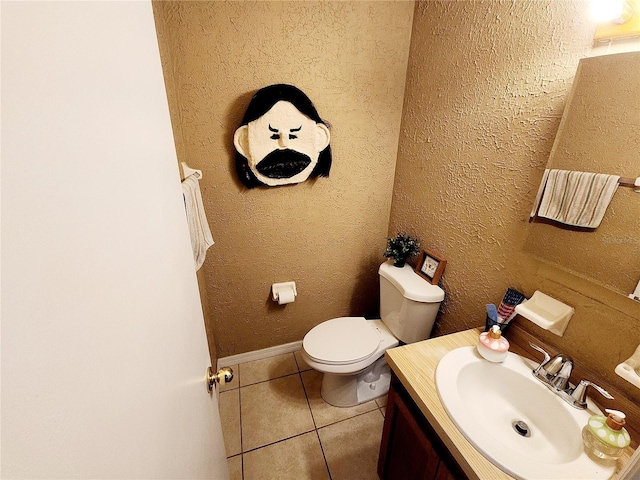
[
  {"x1": 569, "y1": 379, "x2": 614, "y2": 409},
  {"x1": 529, "y1": 342, "x2": 551, "y2": 374}
]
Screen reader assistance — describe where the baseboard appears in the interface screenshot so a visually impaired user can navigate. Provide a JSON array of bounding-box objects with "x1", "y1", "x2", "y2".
[{"x1": 217, "y1": 340, "x2": 303, "y2": 369}]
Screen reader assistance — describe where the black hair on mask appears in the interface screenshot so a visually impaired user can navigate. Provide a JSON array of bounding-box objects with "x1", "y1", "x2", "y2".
[{"x1": 235, "y1": 84, "x2": 332, "y2": 188}]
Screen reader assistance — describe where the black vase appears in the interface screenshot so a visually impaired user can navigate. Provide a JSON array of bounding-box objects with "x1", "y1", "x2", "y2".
[{"x1": 393, "y1": 257, "x2": 406, "y2": 268}]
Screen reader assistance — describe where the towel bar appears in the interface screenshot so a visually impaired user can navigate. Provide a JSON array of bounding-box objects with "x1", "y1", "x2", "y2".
[{"x1": 618, "y1": 176, "x2": 640, "y2": 189}]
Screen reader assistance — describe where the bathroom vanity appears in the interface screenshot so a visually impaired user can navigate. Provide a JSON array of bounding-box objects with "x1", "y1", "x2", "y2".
[
  {"x1": 378, "y1": 328, "x2": 636, "y2": 480},
  {"x1": 378, "y1": 373, "x2": 470, "y2": 480},
  {"x1": 378, "y1": 329, "x2": 510, "y2": 479}
]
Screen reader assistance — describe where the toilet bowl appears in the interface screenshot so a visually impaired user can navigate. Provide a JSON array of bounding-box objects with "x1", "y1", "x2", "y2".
[
  {"x1": 301, "y1": 317, "x2": 398, "y2": 407},
  {"x1": 301, "y1": 261, "x2": 444, "y2": 407}
]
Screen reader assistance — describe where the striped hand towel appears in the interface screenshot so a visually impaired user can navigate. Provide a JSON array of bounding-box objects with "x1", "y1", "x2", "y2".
[{"x1": 536, "y1": 169, "x2": 620, "y2": 228}]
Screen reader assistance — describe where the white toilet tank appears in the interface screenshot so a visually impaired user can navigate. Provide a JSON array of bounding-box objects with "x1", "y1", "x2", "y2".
[{"x1": 378, "y1": 260, "x2": 445, "y2": 344}]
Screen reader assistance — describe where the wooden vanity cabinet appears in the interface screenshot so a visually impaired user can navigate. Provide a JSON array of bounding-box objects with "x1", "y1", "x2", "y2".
[{"x1": 378, "y1": 374, "x2": 468, "y2": 480}]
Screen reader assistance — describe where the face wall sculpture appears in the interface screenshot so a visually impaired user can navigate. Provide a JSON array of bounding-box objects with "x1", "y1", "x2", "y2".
[{"x1": 234, "y1": 84, "x2": 331, "y2": 188}]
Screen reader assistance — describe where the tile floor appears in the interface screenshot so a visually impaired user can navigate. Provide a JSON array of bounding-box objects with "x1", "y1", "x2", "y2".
[{"x1": 219, "y1": 351, "x2": 388, "y2": 480}]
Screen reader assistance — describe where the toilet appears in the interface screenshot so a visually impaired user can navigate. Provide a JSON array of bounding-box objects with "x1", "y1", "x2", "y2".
[{"x1": 301, "y1": 260, "x2": 445, "y2": 407}]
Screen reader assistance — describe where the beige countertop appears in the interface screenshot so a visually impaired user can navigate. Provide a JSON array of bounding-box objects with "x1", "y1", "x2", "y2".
[{"x1": 384, "y1": 328, "x2": 633, "y2": 480}]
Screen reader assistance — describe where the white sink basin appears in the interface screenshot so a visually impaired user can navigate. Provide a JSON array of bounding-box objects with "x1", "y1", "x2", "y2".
[{"x1": 435, "y1": 346, "x2": 615, "y2": 480}]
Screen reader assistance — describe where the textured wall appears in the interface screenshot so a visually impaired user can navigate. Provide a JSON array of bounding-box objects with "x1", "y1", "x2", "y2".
[
  {"x1": 391, "y1": 0, "x2": 640, "y2": 402},
  {"x1": 153, "y1": 1, "x2": 414, "y2": 356}
]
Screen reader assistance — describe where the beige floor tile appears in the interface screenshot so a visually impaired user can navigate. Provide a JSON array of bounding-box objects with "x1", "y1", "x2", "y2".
[
  {"x1": 239, "y1": 353, "x2": 298, "y2": 386},
  {"x1": 301, "y1": 370, "x2": 379, "y2": 428},
  {"x1": 219, "y1": 364, "x2": 239, "y2": 392},
  {"x1": 241, "y1": 375, "x2": 315, "y2": 451},
  {"x1": 219, "y1": 389, "x2": 242, "y2": 457},
  {"x1": 294, "y1": 350, "x2": 312, "y2": 371},
  {"x1": 243, "y1": 432, "x2": 330, "y2": 480},
  {"x1": 375, "y1": 394, "x2": 387, "y2": 409},
  {"x1": 318, "y1": 410, "x2": 385, "y2": 480},
  {"x1": 227, "y1": 454, "x2": 243, "y2": 480}
]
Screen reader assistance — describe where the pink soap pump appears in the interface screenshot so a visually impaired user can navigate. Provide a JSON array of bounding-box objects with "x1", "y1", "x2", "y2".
[{"x1": 477, "y1": 325, "x2": 510, "y2": 362}]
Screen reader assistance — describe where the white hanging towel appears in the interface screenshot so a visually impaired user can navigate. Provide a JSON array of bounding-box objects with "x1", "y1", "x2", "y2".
[
  {"x1": 181, "y1": 175, "x2": 214, "y2": 270},
  {"x1": 533, "y1": 169, "x2": 620, "y2": 228}
]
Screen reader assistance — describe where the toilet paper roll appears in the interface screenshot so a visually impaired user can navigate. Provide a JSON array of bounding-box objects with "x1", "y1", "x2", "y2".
[{"x1": 278, "y1": 288, "x2": 295, "y2": 305}]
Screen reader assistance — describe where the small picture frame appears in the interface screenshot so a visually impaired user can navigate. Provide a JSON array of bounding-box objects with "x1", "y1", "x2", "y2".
[{"x1": 415, "y1": 250, "x2": 447, "y2": 285}]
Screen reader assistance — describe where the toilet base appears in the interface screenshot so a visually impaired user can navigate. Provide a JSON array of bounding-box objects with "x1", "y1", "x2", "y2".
[{"x1": 320, "y1": 356, "x2": 391, "y2": 407}]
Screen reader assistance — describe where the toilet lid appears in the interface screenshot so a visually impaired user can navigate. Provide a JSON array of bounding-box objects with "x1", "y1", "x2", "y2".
[{"x1": 303, "y1": 317, "x2": 381, "y2": 365}]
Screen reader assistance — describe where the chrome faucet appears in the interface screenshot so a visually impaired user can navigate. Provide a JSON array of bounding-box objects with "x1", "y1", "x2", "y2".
[{"x1": 529, "y1": 343, "x2": 613, "y2": 409}]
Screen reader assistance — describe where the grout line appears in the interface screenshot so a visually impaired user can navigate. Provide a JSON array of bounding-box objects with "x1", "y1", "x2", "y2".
[
  {"x1": 238, "y1": 384, "x2": 244, "y2": 457},
  {"x1": 316, "y1": 407, "x2": 384, "y2": 431},
  {"x1": 303, "y1": 371, "x2": 333, "y2": 480},
  {"x1": 237, "y1": 361, "x2": 312, "y2": 455},
  {"x1": 239, "y1": 370, "x2": 300, "y2": 389},
  {"x1": 234, "y1": 363, "x2": 383, "y2": 480},
  {"x1": 302, "y1": 370, "x2": 350, "y2": 480},
  {"x1": 225, "y1": 454, "x2": 243, "y2": 480},
  {"x1": 240, "y1": 370, "x2": 318, "y2": 454},
  {"x1": 315, "y1": 428, "x2": 333, "y2": 480},
  {"x1": 240, "y1": 428, "x2": 317, "y2": 455},
  {"x1": 233, "y1": 353, "x2": 381, "y2": 479},
  {"x1": 235, "y1": 408, "x2": 382, "y2": 475},
  {"x1": 292, "y1": 351, "x2": 312, "y2": 374},
  {"x1": 293, "y1": 351, "x2": 303, "y2": 371},
  {"x1": 298, "y1": 370, "x2": 319, "y2": 430}
]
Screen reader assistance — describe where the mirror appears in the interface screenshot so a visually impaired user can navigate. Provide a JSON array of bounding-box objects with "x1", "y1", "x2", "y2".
[{"x1": 525, "y1": 51, "x2": 640, "y2": 298}]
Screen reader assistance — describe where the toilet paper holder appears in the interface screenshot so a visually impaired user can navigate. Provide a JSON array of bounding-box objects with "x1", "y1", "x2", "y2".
[{"x1": 272, "y1": 281, "x2": 297, "y2": 304}]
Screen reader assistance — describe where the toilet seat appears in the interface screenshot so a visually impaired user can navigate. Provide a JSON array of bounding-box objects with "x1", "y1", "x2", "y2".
[{"x1": 303, "y1": 317, "x2": 381, "y2": 365}]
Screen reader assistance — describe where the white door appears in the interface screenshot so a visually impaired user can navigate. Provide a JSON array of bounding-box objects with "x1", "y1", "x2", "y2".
[{"x1": 1, "y1": 1, "x2": 228, "y2": 478}]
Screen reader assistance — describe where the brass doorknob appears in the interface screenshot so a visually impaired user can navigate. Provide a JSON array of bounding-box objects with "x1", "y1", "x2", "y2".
[{"x1": 206, "y1": 366, "x2": 234, "y2": 393}]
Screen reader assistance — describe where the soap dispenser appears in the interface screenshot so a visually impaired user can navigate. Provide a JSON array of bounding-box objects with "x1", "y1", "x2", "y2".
[
  {"x1": 582, "y1": 409, "x2": 631, "y2": 461},
  {"x1": 477, "y1": 325, "x2": 509, "y2": 363}
]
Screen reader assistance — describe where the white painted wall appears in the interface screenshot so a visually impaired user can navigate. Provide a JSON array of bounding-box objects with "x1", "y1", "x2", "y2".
[{"x1": 1, "y1": 1, "x2": 227, "y2": 478}]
